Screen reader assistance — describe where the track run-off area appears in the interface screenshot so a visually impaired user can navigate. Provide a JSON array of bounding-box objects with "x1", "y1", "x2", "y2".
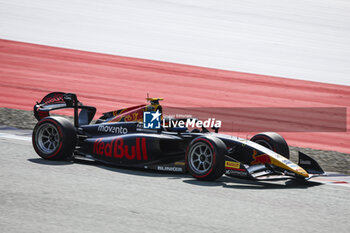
[{"x1": 1, "y1": 39, "x2": 349, "y2": 153}]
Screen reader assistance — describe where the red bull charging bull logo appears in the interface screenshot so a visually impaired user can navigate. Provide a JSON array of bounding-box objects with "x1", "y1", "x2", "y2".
[{"x1": 251, "y1": 150, "x2": 271, "y2": 165}]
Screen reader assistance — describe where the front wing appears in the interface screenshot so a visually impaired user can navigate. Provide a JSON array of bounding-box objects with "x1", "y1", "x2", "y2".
[{"x1": 224, "y1": 152, "x2": 326, "y2": 181}]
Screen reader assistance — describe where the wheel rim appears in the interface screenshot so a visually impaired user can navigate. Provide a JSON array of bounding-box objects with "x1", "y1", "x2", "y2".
[
  {"x1": 189, "y1": 142, "x2": 213, "y2": 174},
  {"x1": 36, "y1": 123, "x2": 60, "y2": 154}
]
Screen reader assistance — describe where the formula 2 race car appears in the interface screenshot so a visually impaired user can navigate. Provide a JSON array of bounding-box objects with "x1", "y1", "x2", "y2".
[{"x1": 32, "y1": 92, "x2": 326, "y2": 181}]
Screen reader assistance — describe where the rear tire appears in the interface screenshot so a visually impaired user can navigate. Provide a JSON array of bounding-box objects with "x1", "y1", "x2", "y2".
[
  {"x1": 250, "y1": 132, "x2": 289, "y2": 159},
  {"x1": 186, "y1": 136, "x2": 226, "y2": 181},
  {"x1": 32, "y1": 117, "x2": 76, "y2": 160}
]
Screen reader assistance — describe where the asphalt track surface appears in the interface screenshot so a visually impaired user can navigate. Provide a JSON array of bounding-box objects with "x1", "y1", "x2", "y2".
[
  {"x1": 1, "y1": 39, "x2": 349, "y2": 153},
  {"x1": 0, "y1": 134, "x2": 349, "y2": 233}
]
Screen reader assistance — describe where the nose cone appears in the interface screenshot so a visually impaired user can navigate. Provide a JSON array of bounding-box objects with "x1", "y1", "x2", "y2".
[
  {"x1": 270, "y1": 157, "x2": 309, "y2": 178},
  {"x1": 294, "y1": 167, "x2": 309, "y2": 178}
]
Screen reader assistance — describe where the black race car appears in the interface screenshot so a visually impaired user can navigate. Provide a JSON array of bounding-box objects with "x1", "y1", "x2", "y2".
[{"x1": 32, "y1": 92, "x2": 325, "y2": 181}]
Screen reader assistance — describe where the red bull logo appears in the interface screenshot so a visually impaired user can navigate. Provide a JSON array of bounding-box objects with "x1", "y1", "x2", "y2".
[
  {"x1": 93, "y1": 137, "x2": 148, "y2": 160},
  {"x1": 251, "y1": 150, "x2": 271, "y2": 165}
]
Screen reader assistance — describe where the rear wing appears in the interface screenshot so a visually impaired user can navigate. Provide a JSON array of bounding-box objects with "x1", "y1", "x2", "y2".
[{"x1": 34, "y1": 92, "x2": 96, "y2": 127}]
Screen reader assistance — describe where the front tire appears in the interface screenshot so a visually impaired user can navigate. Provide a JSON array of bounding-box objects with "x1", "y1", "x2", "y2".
[
  {"x1": 250, "y1": 132, "x2": 290, "y2": 159},
  {"x1": 32, "y1": 117, "x2": 76, "y2": 160},
  {"x1": 186, "y1": 136, "x2": 226, "y2": 181}
]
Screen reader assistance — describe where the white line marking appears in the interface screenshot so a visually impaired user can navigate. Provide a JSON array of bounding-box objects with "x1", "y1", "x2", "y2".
[{"x1": 0, "y1": 133, "x2": 32, "y2": 141}]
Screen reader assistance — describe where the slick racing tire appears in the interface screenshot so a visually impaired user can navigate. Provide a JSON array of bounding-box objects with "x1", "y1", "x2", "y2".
[
  {"x1": 250, "y1": 132, "x2": 290, "y2": 159},
  {"x1": 32, "y1": 116, "x2": 76, "y2": 160},
  {"x1": 186, "y1": 136, "x2": 226, "y2": 181}
]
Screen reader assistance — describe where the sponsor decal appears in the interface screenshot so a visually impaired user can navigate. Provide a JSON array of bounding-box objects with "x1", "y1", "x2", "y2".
[
  {"x1": 282, "y1": 159, "x2": 293, "y2": 165},
  {"x1": 281, "y1": 159, "x2": 298, "y2": 168},
  {"x1": 251, "y1": 150, "x2": 271, "y2": 165},
  {"x1": 225, "y1": 169, "x2": 247, "y2": 176},
  {"x1": 299, "y1": 159, "x2": 311, "y2": 165},
  {"x1": 137, "y1": 123, "x2": 144, "y2": 129},
  {"x1": 93, "y1": 138, "x2": 148, "y2": 160},
  {"x1": 42, "y1": 93, "x2": 64, "y2": 104},
  {"x1": 157, "y1": 166, "x2": 183, "y2": 172},
  {"x1": 274, "y1": 154, "x2": 283, "y2": 159},
  {"x1": 144, "y1": 110, "x2": 161, "y2": 129},
  {"x1": 175, "y1": 161, "x2": 185, "y2": 166},
  {"x1": 98, "y1": 125, "x2": 128, "y2": 134},
  {"x1": 225, "y1": 161, "x2": 240, "y2": 169}
]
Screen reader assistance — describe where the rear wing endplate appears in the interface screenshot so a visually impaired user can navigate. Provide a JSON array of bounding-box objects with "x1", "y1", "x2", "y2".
[{"x1": 34, "y1": 92, "x2": 96, "y2": 127}]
